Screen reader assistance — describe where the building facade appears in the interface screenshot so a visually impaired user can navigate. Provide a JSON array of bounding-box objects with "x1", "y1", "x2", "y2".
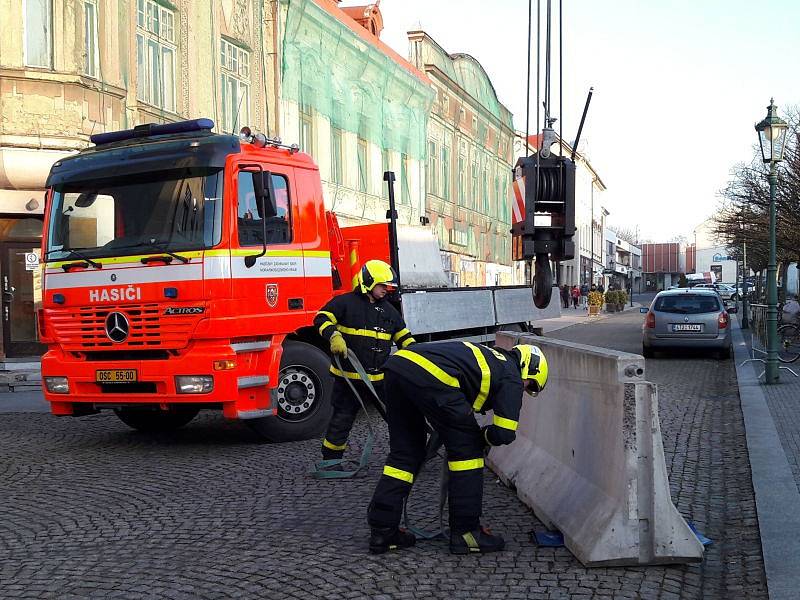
[
  {"x1": 693, "y1": 218, "x2": 736, "y2": 283},
  {"x1": 642, "y1": 242, "x2": 684, "y2": 291},
  {"x1": 407, "y1": 30, "x2": 515, "y2": 287},
  {"x1": 279, "y1": 0, "x2": 433, "y2": 229},
  {"x1": 0, "y1": 0, "x2": 279, "y2": 357},
  {"x1": 603, "y1": 229, "x2": 642, "y2": 292}
]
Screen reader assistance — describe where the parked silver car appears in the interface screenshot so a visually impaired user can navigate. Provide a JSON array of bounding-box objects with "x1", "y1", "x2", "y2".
[
  {"x1": 692, "y1": 283, "x2": 737, "y2": 300},
  {"x1": 641, "y1": 289, "x2": 732, "y2": 359}
]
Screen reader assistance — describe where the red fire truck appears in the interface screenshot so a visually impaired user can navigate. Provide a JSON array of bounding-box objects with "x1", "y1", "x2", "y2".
[{"x1": 39, "y1": 119, "x2": 550, "y2": 441}]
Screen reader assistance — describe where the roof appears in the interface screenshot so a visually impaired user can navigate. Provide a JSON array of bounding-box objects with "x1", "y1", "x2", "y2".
[{"x1": 314, "y1": 0, "x2": 431, "y2": 85}]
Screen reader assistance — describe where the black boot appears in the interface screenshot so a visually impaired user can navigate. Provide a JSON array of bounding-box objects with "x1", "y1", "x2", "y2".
[
  {"x1": 369, "y1": 527, "x2": 416, "y2": 554},
  {"x1": 449, "y1": 526, "x2": 505, "y2": 554}
]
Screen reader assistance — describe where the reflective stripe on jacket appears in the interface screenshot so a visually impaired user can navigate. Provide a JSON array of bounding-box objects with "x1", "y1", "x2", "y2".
[
  {"x1": 313, "y1": 290, "x2": 415, "y2": 374},
  {"x1": 386, "y1": 341, "x2": 524, "y2": 446}
]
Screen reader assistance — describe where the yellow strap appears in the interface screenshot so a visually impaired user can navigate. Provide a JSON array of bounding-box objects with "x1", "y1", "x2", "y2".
[
  {"x1": 383, "y1": 465, "x2": 414, "y2": 483},
  {"x1": 465, "y1": 342, "x2": 491, "y2": 411},
  {"x1": 319, "y1": 321, "x2": 335, "y2": 335},
  {"x1": 329, "y1": 365, "x2": 385, "y2": 382},
  {"x1": 337, "y1": 325, "x2": 392, "y2": 341},
  {"x1": 394, "y1": 350, "x2": 460, "y2": 388},
  {"x1": 400, "y1": 337, "x2": 415, "y2": 349},
  {"x1": 393, "y1": 328, "x2": 411, "y2": 342},
  {"x1": 448, "y1": 458, "x2": 485, "y2": 471},
  {"x1": 493, "y1": 415, "x2": 518, "y2": 431},
  {"x1": 317, "y1": 311, "x2": 337, "y2": 324},
  {"x1": 322, "y1": 438, "x2": 347, "y2": 451}
]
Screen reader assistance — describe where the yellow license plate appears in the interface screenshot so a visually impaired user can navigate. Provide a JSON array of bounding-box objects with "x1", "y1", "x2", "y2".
[{"x1": 96, "y1": 369, "x2": 138, "y2": 383}]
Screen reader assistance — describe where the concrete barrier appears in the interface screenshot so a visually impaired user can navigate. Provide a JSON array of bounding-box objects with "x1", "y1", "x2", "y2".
[
  {"x1": 493, "y1": 285, "x2": 560, "y2": 323},
  {"x1": 489, "y1": 332, "x2": 704, "y2": 566}
]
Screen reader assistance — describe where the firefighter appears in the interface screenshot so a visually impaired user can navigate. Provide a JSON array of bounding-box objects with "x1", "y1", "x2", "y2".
[
  {"x1": 366, "y1": 341, "x2": 548, "y2": 555},
  {"x1": 313, "y1": 259, "x2": 416, "y2": 463}
]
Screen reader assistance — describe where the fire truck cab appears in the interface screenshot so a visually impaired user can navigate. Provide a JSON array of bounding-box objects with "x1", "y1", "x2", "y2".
[{"x1": 40, "y1": 118, "x2": 385, "y2": 441}]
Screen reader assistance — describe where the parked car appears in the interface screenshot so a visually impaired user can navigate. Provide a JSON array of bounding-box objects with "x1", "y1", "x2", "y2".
[
  {"x1": 641, "y1": 289, "x2": 732, "y2": 359},
  {"x1": 692, "y1": 283, "x2": 737, "y2": 300}
]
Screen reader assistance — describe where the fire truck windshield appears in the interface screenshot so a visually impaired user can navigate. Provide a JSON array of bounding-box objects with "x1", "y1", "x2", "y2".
[{"x1": 46, "y1": 167, "x2": 224, "y2": 261}]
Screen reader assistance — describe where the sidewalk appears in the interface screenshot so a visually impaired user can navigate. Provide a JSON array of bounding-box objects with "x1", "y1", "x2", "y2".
[
  {"x1": 537, "y1": 302, "x2": 643, "y2": 334},
  {"x1": 733, "y1": 317, "x2": 800, "y2": 600}
]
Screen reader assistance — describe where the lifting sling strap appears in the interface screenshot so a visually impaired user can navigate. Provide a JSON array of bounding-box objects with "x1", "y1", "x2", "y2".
[{"x1": 309, "y1": 350, "x2": 383, "y2": 479}]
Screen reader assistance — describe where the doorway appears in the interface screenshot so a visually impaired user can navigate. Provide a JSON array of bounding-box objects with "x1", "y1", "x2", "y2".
[
  {"x1": 1, "y1": 242, "x2": 45, "y2": 357},
  {"x1": 0, "y1": 218, "x2": 45, "y2": 358}
]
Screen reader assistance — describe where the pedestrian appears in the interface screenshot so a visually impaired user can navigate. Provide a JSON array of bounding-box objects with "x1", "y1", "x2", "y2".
[
  {"x1": 571, "y1": 285, "x2": 580, "y2": 309},
  {"x1": 313, "y1": 259, "x2": 416, "y2": 463},
  {"x1": 366, "y1": 341, "x2": 549, "y2": 555},
  {"x1": 560, "y1": 284, "x2": 569, "y2": 309},
  {"x1": 580, "y1": 283, "x2": 589, "y2": 309},
  {"x1": 590, "y1": 283, "x2": 597, "y2": 293},
  {"x1": 597, "y1": 283, "x2": 605, "y2": 294}
]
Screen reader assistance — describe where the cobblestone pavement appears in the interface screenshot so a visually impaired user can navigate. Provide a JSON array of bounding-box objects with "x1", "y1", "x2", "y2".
[
  {"x1": 740, "y1": 325, "x2": 800, "y2": 494},
  {"x1": 0, "y1": 310, "x2": 766, "y2": 599}
]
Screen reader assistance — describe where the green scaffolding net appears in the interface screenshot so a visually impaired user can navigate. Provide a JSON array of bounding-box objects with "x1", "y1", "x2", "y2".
[{"x1": 281, "y1": 0, "x2": 434, "y2": 160}]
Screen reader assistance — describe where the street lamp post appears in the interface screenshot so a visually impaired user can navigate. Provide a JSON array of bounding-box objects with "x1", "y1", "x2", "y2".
[
  {"x1": 741, "y1": 240, "x2": 749, "y2": 329},
  {"x1": 755, "y1": 98, "x2": 788, "y2": 384}
]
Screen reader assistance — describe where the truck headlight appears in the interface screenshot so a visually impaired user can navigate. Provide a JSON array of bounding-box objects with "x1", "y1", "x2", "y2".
[
  {"x1": 175, "y1": 375, "x2": 214, "y2": 394},
  {"x1": 44, "y1": 377, "x2": 70, "y2": 394}
]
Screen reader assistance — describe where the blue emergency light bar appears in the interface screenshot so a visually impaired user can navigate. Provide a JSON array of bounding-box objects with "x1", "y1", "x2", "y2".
[{"x1": 90, "y1": 118, "x2": 215, "y2": 145}]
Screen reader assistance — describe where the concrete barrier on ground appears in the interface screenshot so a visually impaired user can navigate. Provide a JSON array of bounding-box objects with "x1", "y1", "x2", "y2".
[{"x1": 488, "y1": 332, "x2": 704, "y2": 566}]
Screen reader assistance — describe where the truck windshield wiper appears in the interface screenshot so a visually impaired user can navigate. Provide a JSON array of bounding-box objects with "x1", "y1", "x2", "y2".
[
  {"x1": 44, "y1": 248, "x2": 102, "y2": 270},
  {"x1": 138, "y1": 239, "x2": 189, "y2": 264}
]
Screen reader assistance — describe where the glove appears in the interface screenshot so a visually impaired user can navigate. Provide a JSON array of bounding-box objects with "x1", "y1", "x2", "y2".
[{"x1": 329, "y1": 332, "x2": 347, "y2": 358}]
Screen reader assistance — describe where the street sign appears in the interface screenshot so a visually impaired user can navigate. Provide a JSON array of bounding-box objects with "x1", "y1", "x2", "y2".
[
  {"x1": 712, "y1": 253, "x2": 730, "y2": 262},
  {"x1": 24, "y1": 253, "x2": 39, "y2": 271}
]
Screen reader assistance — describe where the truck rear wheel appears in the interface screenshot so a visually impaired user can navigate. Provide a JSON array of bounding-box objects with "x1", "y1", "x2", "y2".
[
  {"x1": 114, "y1": 407, "x2": 199, "y2": 432},
  {"x1": 246, "y1": 340, "x2": 333, "y2": 442}
]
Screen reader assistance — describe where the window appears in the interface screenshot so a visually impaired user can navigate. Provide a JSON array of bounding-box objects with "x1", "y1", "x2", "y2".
[
  {"x1": 47, "y1": 168, "x2": 224, "y2": 260},
  {"x1": 83, "y1": 0, "x2": 100, "y2": 77},
  {"x1": 427, "y1": 141, "x2": 438, "y2": 196},
  {"x1": 25, "y1": 0, "x2": 53, "y2": 68},
  {"x1": 482, "y1": 159, "x2": 489, "y2": 214},
  {"x1": 330, "y1": 127, "x2": 343, "y2": 184},
  {"x1": 441, "y1": 145, "x2": 450, "y2": 201},
  {"x1": 136, "y1": 0, "x2": 176, "y2": 112},
  {"x1": 458, "y1": 154, "x2": 466, "y2": 205},
  {"x1": 220, "y1": 38, "x2": 250, "y2": 133},
  {"x1": 357, "y1": 138, "x2": 368, "y2": 193},
  {"x1": 299, "y1": 101, "x2": 313, "y2": 155},
  {"x1": 471, "y1": 156, "x2": 478, "y2": 210},
  {"x1": 400, "y1": 154, "x2": 411, "y2": 205},
  {"x1": 237, "y1": 171, "x2": 291, "y2": 246}
]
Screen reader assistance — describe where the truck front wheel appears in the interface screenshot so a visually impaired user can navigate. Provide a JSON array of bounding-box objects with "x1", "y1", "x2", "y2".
[
  {"x1": 246, "y1": 340, "x2": 333, "y2": 442},
  {"x1": 114, "y1": 407, "x2": 199, "y2": 432}
]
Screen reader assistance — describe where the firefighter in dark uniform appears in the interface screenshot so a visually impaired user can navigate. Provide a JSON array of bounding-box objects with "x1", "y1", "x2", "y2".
[
  {"x1": 366, "y1": 341, "x2": 549, "y2": 555},
  {"x1": 313, "y1": 259, "x2": 416, "y2": 462}
]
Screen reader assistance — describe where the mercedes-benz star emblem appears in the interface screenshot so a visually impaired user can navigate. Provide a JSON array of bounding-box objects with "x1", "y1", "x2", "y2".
[{"x1": 105, "y1": 312, "x2": 130, "y2": 343}]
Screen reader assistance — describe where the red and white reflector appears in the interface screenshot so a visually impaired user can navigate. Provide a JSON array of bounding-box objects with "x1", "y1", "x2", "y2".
[{"x1": 512, "y1": 176, "x2": 526, "y2": 224}]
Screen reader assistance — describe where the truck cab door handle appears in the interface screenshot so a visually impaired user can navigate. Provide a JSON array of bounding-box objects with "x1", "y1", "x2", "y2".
[{"x1": 288, "y1": 298, "x2": 303, "y2": 310}]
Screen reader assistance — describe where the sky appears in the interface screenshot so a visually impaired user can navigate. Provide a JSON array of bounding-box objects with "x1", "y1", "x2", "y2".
[{"x1": 360, "y1": 0, "x2": 800, "y2": 241}]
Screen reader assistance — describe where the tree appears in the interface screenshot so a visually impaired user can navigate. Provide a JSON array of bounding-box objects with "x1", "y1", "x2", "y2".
[
  {"x1": 608, "y1": 225, "x2": 639, "y2": 245},
  {"x1": 714, "y1": 106, "x2": 800, "y2": 302}
]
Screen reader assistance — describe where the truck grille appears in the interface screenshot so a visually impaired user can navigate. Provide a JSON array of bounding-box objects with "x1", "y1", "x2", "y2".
[{"x1": 48, "y1": 304, "x2": 199, "y2": 351}]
